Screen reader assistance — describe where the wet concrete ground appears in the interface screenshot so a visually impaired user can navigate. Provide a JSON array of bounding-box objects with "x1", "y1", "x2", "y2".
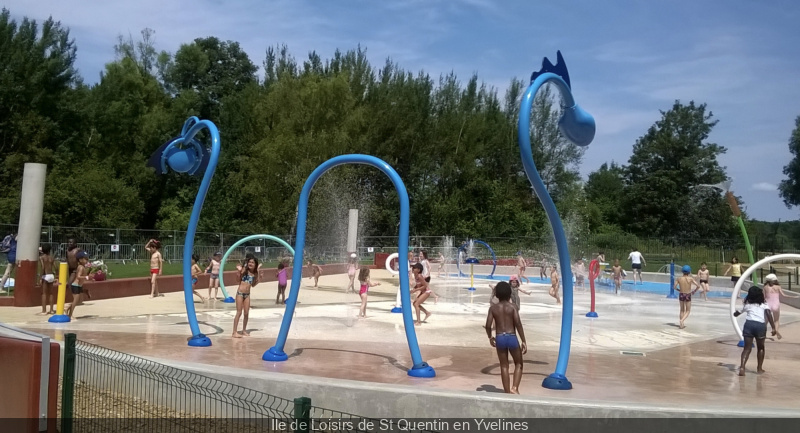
[{"x1": 3, "y1": 270, "x2": 800, "y2": 413}]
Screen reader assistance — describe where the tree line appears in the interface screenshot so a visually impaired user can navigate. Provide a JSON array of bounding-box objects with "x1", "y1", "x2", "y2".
[{"x1": 4, "y1": 8, "x2": 798, "y2": 248}]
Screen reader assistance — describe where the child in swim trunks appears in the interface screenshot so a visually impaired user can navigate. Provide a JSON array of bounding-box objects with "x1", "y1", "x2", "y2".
[
  {"x1": 308, "y1": 260, "x2": 322, "y2": 287},
  {"x1": 39, "y1": 245, "x2": 56, "y2": 314},
  {"x1": 676, "y1": 265, "x2": 701, "y2": 329},
  {"x1": 697, "y1": 262, "x2": 710, "y2": 301},
  {"x1": 232, "y1": 257, "x2": 259, "y2": 338},
  {"x1": 612, "y1": 260, "x2": 623, "y2": 295},
  {"x1": 66, "y1": 252, "x2": 93, "y2": 319},
  {"x1": 357, "y1": 267, "x2": 381, "y2": 318},
  {"x1": 549, "y1": 265, "x2": 561, "y2": 305},
  {"x1": 485, "y1": 281, "x2": 527, "y2": 394},
  {"x1": 190, "y1": 254, "x2": 206, "y2": 301},
  {"x1": 205, "y1": 252, "x2": 222, "y2": 300},
  {"x1": 145, "y1": 239, "x2": 163, "y2": 298}
]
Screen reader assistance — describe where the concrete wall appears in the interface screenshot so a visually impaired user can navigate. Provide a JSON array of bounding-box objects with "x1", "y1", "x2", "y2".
[{"x1": 0, "y1": 335, "x2": 60, "y2": 432}]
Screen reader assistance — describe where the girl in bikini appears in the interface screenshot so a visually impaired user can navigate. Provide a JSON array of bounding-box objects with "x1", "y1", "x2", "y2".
[
  {"x1": 697, "y1": 262, "x2": 710, "y2": 301},
  {"x1": 410, "y1": 263, "x2": 431, "y2": 325},
  {"x1": 232, "y1": 257, "x2": 259, "y2": 338},
  {"x1": 357, "y1": 268, "x2": 381, "y2": 318}
]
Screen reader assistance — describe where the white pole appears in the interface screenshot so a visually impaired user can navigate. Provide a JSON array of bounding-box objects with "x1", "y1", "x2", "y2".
[
  {"x1": 17, "y1": 163, "x2": 46, "y2": 262},
  {"x1": 347, "y1": 209, "x2": 359, "y2": 253}
]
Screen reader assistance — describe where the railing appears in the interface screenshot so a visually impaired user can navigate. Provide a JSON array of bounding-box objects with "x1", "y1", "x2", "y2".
[{"x1": 60, "y1": 334, "x2": 392, "y2": 432}]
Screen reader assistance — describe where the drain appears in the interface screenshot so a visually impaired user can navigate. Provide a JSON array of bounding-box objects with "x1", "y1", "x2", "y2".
[{"x1": 620, "y1": 351, "x2": 646, "y2": 356}]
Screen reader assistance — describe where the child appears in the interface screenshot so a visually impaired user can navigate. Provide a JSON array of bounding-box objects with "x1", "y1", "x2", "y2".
[
  {"x1": 724, "y1": 257, "x2": 743, "y2": 288},
  {"x1": 66, "y1": 251, "x2": 93, "y2": 319},
  {"x1": 307, "y1": 260, "x2": 322, "y2": 287},
  {"x1": 232, "y1": 257, "x2": 259, "y2": 338},
  {"x1": 484, "y1": 281, "x2": 527, "y2": 394},
  {"x1": 346, "y1": 254, "x2": 358, "y2": 293},
  {"x1": 509, "y1": 275, "x2": 531, "y2": 311},
  {"x1": 39, "y1": 245, "x2": 56, "y2": 315},
  {"x1": 734, "y1": 286, "x2": 777, "y2": 376},
  {"x1": 573, "y1": 259, "x2": 586, "y2": 290},
  {"x1": 539, "y1": 258, "x2": 548, "y2": 281},
  {"x1": 276, "y1": 262, "x2": 288, "y2": 304},
  {"x1": 205, "y1": 252, "x2": 222, "y2": 300},
  {"x1": 410, "y1": 263, "x2": 431, "y2": 325},
  {"x1": 697, "y1": 262, "x2": 710, "y2": 301},
  {"x1": 612, "y1": 260, "x2": 624, "y2": 295},
  {"x1": 357, "y1": 268, "x2": 381, "y2": 318},
  {"x1": 516, "y1": 252, "x2": 530, "y2": 284},
  {"x1": 190, "y1": 254, "x2": 206, "y2": 301},
  {"x1": 419, "y1": 251, "x2": 440, "y2": 303},
  {"x1": 675, "y1": 265, "x2": 701, "y2": 329},
  {"x1": 549, "y1": 265, "x2": 561, "y2": 304},
  {"x1": 145, "y1": 239, "x2": 163, "y2": 298},
  {"x1": 437, "y1": 252, "x2": 446, "y2": 277},
  {"x1": 763, "y1": 273, "x2": 800, "y2": 339}
]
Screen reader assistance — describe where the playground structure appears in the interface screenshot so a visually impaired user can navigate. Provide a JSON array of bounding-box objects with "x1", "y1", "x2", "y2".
[
  {"x1": 586, "y1": 259, "x2": 599, "y2": 317},
  {"x1": 146, "y1": 116, "x2": 220, "y2": 347},
  {"x1": 517, "y1": 51, "x2": 595, "y2": 390},
  {"x1": 456, "y1": 240, "x2": 497, "y2": 280},
  {"x1": 218, "y1": 234, "x2": 295, "y2": 303},
  {"x1": 262, "y1": 154, "x2": 435, "y2": 378}
]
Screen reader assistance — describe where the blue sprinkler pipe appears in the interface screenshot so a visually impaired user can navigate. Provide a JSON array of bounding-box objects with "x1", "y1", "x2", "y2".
[
  {"x1": 667, "y1": 260, "x2": 677, "y2": 298},
  {"x1": 218, "y1": 234, "x2": 295, "y2": 302},
  {"x1": 456, "y1": 239, "x2": 497, "y2": 278},
  {"x1": 518, "y1": 52, "x2": 595, "y2": 390},
  {"x1": 262, "y1": 154, "x2": 435, "y2": 378}
]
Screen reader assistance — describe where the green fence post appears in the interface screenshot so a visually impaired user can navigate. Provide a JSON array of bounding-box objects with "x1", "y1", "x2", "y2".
[
  {"x1": 294, "y1": 397, "x2": 311, "y2": 433},
  {"x1": 61, "y1": 333, "x2": 77, "y2": 433}
]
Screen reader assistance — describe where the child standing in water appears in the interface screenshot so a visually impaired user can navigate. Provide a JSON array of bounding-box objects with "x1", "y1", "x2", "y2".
[
  {"x1": 516, "y1": 252, "x2": 530, "y2": 284},
  {"x1": 346, "y1": 254, "x2": 358, "y2": 293},
  {"x1": 39, "y1": 245, "x2": 56, "y2": 315},
  {"x1": 612, "y1": 260, "x2": 623, "y2": 295},
  {"x1": 485, "y1": 281, "x2": 527, "y2": 394},
  {"x1": 232, "y1": 257, "x2": 259, "y2": 338},
  {"x1": 549, "y1": 265, "x2": 561, "y2": 304},
  {"x1": 697, "y1": 262, "x2": 710, "y2": 301},
  {"x1": 410, "y1": 263, "x2": 431, "y2": 325},
  {"x1": 190, "y1": 254, "x2": 206, "y2": 301},
  {"x1": 276, "y1": 262, "x2": 288, "y2": 304},
  {"x1": 509, "y1": 275, "x2": 531, "y2": 311},
  {"x1": 763, "y1": 273, "x2": 800, "y2": 339},
  {"x1": 573, "y1": 259, "x2": 586, "y2": 290},
  {"x1": 437, "y1": 252, "x2": 446, "y2": 277},
  {"x1": 146, "y1": 239, "x2": 163, "y2": 298},
  {"x1": 205, "y1": 252, "x2": 222, "y2": 300},
  {"x1": 675, "y1": 265, "x2": 701, "y2": 329},
  {"x1": 307, "y1": 260, "x2": 322, "y2": 287},
  {"x1": 66, "y1": 252, "x2": 93, "y2": 319},
  {"x1": 539, "y1": 258, "x2": 548, "y2": 281},
  {"x1": 357, "y1": 268, "x2": 381, "y2": 318},
  {"x1": 734, "y1": 286, "x2": 776, "y2": 376}
]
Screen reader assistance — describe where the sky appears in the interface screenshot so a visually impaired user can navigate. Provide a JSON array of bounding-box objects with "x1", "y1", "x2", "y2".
[{"x1": 5, "y1": 0, "x2": 800, "y2": 221}]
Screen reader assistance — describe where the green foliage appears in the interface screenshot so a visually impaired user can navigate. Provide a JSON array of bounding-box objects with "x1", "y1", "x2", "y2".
[{"x1": 779, "y1": 116, "x2": 800, "y2": 209}]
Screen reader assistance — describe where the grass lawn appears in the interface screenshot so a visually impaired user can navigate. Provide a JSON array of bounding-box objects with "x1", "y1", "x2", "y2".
[{"x1": 106, "y1": 260, "x2": 283, "y2": 279}]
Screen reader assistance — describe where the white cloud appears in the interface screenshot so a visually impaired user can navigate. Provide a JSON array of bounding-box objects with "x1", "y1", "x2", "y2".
[{"x1": 752, "y1": 182, "x2": 778, "y2": 191}]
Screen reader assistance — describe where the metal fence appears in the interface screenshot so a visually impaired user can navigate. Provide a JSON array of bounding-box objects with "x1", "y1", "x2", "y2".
[
  {"x1": 2, "y1": 222, "x2": 793, "y2": 269},
  {"x1": 60, "y1": 334, "x2": 392, "y2": 433}
]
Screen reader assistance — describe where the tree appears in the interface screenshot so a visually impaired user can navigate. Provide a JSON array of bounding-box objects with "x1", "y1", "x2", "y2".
[
  {"x1": 779, "y1": 116, "x2": 800, "y2": 209},
  {"x1": 622, "y1": 101, "x2": 735, "y2": 239},
  {"x1": 584, "y1": 162, "x2": 626, "y2": 232}
]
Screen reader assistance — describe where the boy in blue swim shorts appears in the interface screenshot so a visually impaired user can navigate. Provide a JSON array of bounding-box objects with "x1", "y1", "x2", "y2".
[{"x1": 485, "y1": 281, "x2": 528, "y2": 394}]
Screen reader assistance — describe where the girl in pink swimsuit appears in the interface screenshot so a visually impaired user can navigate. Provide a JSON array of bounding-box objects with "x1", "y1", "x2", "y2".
[
  {"x1": 346, "y1": 254, "x2": 358, "y2": 293},
  {"x1": 357, "y1": 268, "x2": 380, "y2": 318},
  {"x1": 763, "y1": 273, "x2": 800, "y2": 339}
]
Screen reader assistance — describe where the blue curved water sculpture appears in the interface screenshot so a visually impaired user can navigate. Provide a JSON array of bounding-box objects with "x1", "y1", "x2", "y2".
[
  {"x1": 262, "y1": 154, "x2": 435, "y2": 378},
  {"x1": 456, "y1": 239, "x2": 497, "y2": 278},
  {"x1": 146, "y1": 116, "x2": 220, "y2": 347},
  {"x1": 518, "y1": 51, "x2": 595, "y2": 389}
]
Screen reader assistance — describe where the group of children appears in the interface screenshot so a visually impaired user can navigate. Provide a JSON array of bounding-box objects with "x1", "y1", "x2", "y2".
[{"x1": 37, "y1": 240, "x2": 96, "y2": 319}]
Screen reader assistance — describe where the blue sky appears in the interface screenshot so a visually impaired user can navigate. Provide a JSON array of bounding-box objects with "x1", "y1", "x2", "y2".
[{"x1": 6, "y1": 0, "x2": 800, "y2": 221}]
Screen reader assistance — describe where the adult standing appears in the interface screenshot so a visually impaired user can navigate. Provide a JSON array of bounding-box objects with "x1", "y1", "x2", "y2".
[
  {"x1": 0, "y1": 232, "x2": 17, "y2": 292},
  {"x1": 627, "y1": 247, "x2": 646, "y2": 285}
]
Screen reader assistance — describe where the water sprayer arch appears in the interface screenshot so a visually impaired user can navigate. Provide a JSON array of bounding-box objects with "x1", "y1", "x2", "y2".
[
  {"x1": 218, "y1": 235, "x2": 295, "y2": 302},
  {"x1": 262, "y1": 154, "x2": 435, "y2": 378}
]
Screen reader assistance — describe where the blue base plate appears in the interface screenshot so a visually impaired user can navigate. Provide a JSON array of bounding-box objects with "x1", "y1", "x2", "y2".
[
  {"x1": 263, "y1": 347, "x2": 289, "y2": 362},
  {"x1": 542, "y1": 373, "x2": 572, "y2": 390},
  {"x1": 585, "y1": 311, "x2": 598, "y2": 318},
  {"x1": 223, "y1": 297, "x2": 235, "y2": 303},
  {"x1": 407, "y1": 363, "x2": 436, "y2": 378},
  {"x1": 188, "y1": 334, "x2": 211, "y2": 347},
  {"x1": 48, "y1": 314, "x2": 70, "y2": 323},
  {"x1": 391, "y1": 307, "x2": 402, "y2": 313}
]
